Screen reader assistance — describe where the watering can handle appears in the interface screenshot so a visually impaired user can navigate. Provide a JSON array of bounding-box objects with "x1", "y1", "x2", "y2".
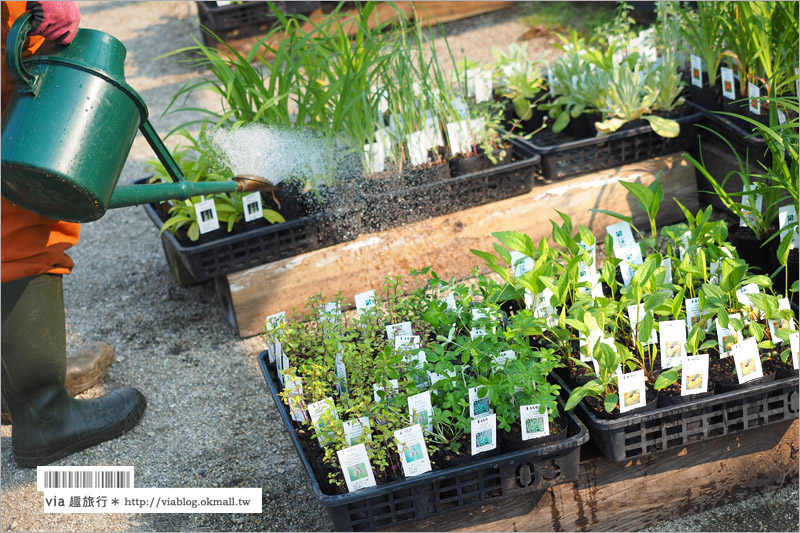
[
  {"x1": 6, "y1": 12, "x2": 39, "y2": 95},
  {"x1": 139, "y1": 120, "x2": 187, "y2": 183}
]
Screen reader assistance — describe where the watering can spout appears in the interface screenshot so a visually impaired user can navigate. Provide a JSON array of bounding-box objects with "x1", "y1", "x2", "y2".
[{"x1": 108, "y1": 175, "x2": 277, "y2": 209}]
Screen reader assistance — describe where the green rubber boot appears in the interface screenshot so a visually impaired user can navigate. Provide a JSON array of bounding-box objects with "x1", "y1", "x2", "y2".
[{"x1": 1, "y1": 274, "x2": 146, "y2": 467}]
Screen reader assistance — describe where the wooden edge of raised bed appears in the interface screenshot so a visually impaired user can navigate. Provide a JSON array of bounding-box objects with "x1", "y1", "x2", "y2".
[
  {"x1": 221, "y1": 152, "x2": 699, "y2": 338},
  {"x1": 383, "y1": 419, "x2": 799, "y2": 532}
]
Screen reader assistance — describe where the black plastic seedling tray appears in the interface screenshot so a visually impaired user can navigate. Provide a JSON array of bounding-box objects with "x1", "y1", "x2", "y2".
[
  {"x1": 687, "y1": 101, "x2": 773, "y2": 168},
  {"x1": 196, "y1": 1, "x2": 318, "y2": 46},
  {"x1": 258, "y1": 350, "x2": 589, "y2": 532},
  {"x1": 517, "y1": 109, "x2": 702, "y2": 181},
  {"x1": 553, "y1": 373, "x2": 799, "y2": 463}
]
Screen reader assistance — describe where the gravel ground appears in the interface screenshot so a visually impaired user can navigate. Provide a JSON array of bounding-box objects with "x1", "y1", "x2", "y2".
[{"x1": 1, "y1": 2, "x2": 797, "y2": 532}]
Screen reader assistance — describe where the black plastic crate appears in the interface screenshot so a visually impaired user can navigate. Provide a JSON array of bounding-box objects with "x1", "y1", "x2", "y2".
[
  {"x1": 140, "y1": 181, "x2": 362, "y2": 286},
  {"x1": 258, "y1": 351, "x2": 588, "y2": 532},
  {"x1": 552, "y1": 373, "x2": 799, "y2": 463},
  {"x1": 687, "y1": 101, "x2": 772, "y2": 168},
  {"x1": 361, "y1": 139, "x2": 540, "y2": 233},
  {"x1": 196, "y1": 1, "x2": 318, "y2": 46},
  {"x1": 517, "y1": 109, "x2": 702, "y2": 181}
]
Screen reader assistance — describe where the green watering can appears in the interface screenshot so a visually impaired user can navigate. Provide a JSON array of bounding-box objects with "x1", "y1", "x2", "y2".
[{"x1": 1, "y1": 12, "x2": 273, "y2": 223}]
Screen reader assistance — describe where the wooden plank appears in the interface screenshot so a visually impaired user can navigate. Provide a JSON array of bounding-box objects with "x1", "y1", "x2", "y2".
[
  {"x1": 212, "y1": 2, "x2": 515, "y2": 59},
  {"x1": 384, "y1": 420, "x2": 799, "y2": 532},
  {"x1": 222, "y1": 153, "x2": 699, "y2": 337}
]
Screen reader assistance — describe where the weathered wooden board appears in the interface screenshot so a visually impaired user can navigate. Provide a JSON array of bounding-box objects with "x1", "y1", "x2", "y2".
[
  {"x1": 384, "y1": 420, "x2": 799, "y2": 532},
  {"x1": 220, "y1": 153, "x2": 699, "y2": 337},
  {"x1": 214, "y1": 2, "x2": 516, "y2": 58}
]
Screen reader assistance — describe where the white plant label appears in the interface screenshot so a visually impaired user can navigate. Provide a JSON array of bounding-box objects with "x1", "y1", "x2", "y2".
[
  {"x1": 264, "y1": 311, "x2": 285, "y2": 364},
  {"x1": 778, "y1": 109, "x2": 787, "y2": 125},
  {"x1": 716, "y1": 313, "x2": 743, "y2": 357},
  {"x1": 736, "y1": 283, "x2": 760, "y2": 320},
  {"x1": 531, "y1": 288, "x2": 556, "y2": 324},
  {"x1": 469, "y1": 386, "x2": 492, "y2": 418},
  {"x1": 580, "y1": 328, "x2": 604, "y2": 363},
  {"x1": 681, "y1": 353, "x2": 709, "y2": 396},
  {"x1": 607, "y1": 221, "x2": 636, "y2": 253},
  {"x1": 423, "y1": 114, "x2": 444, "y2": 148},
  {"x1": 407, "y1": 131, "x2": 430, "y2": 166},
  {"x1": 494, "y1": 350, "x2": 517, "y2": 370},
  {"x1": 242, "y1": 192, "x2": 263, "y2": 222},
  {"x1": 407, "y1": 391, "x2": 434, "y2": 432},
  {"x1": 471, "y1": 413, "x2": 497, "y2": 455},
  {"x1": 376, "y1": 128, "x2": 393, "y2": 159},
  {"x1": 354, "y1": 289, "x2": 377, "y2": 317},
  {"x1": 617, "y1": 243, "x2": 644, "y2": 286},
  {"x1": 442, "y1": 293, "x2": 457, "y2": 311},
  {"x1": 739, "y1": 184, "x2": 763, "y2": 228},
  {"x1": 395, "y1": 424, "x2": 432, "y2": 477},
  {"x1": 731, "y1": 337, "x2": 764, "y2": 384},
  {"x1": 335, "y1": 352, "x2": 348, "y2": 396},
  {"x1": 748, "y1": 82, "x2": 761, "y2": 114},
  {"x1": 470, "y1": 69, "x2": 493, "y2": 102},
  {"x1": 720, "y1": 67, "x2": 736, "y2": 99},
  {"x1": 274, "y1": 340, "x2": 285, "y2": 384},
  {"x1": 659, "y1": 320, "x2": 687, "y2": 369},
  {"x1": 308, "y1": 397, "x2": 338, "y2": 447},
  {"x1": 283, "y1": 377, "x2": 307, "y2": 423},
  {"x1": 337, "y1": 443, "x2": 377, "y2": 493},
  {"x1": 685, "y1": 297, "x2": 704, "y2": 331},
  {"x1": 194, "y1": 198, "x2": 220, "y2": 234},
  {"x1": 546, "y1": 67, "x2": 555, "y2": 96},
  {"x1": 446, "y1": 120, "x2": 474, "y2": 156},
  {"x1": 394, "y1": 335, "x2": 421, "y2": 352},
  {"x1": 510, "y1": 251, "x2": 534, "y2": 277},
  {"x1": 618, "y1": 369, "x2": 647, "y2": 414},
  {"x1": 690, "y1": 54, "x2": 703, "y2": 88},
  {"x1": 768, "y1": 298, "x2": 794, "y2": 345},
  {"x1": 454, "y1": 97, "x2": 469, "y2": 119},
  {"x1": 386, "y1": 321, "x2": 413, "y2": 341},
  {"x1": 373, "y1": 380, "x2": 399, "y2": 403},
  {"x1": 627, "y1": 304, "x2": 658, "y2": 345},
  {"x1": 322, "y1": 301, "x2": 341, "y2": 320},
  {"x1": 521, "y1": 404, "x2": 550, "y2": 440},
  {"x1": 407, "y1": 349, "x2": 428, "y2": 388},
  {"x1": 662, "y1": 257, "x2": 673, "y2": 285},
  {"x1": 778, "y1": 205, "x2": 799, "y2": 250},
  {"x1": 571, "y1": 74, "x2": 579, "y2": 90},
  {"x1": 790, "y1": 332, "x2": 800, "y2": 370},
  {"x1": 364, "y1": 141, "x2": 386, "y2": 174},
  {"x1": 343, "y1": 417, "x2": 371, "y2": 446},
  {"x1": 577, "y1": 241, "x2": 597, "y2": 280}
]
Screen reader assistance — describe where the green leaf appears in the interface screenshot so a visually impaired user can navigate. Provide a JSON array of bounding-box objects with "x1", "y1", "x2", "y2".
[
  {"x1": 643, "y1": 115, "x2": 680, "y2": 138},
  {"x1": 493, "y1": 242, "x2": 513, "y2": 266},
  {"x1": 654, "y1": 368, "x2": 680, "y2": 390},
  {"x1": 604, "y1": 393, "x2": 619, "y2": 413},
  {"x1": 595, "y1": 118, "x2": 627, "y2": 134},
  {"x1": 552, "y1": 110, "x2": 570, "y2": 132}
]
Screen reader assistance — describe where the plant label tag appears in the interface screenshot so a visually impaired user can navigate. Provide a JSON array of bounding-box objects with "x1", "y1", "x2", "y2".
[
  {"x1": 364, "y1": 141, "x2": 386, "y2": 174},
  {"x1": 778, "y1": 205, "x2": 799, "y2": 250},
  {"x1": 661, "y1": 257, "x2": 673, "y2": 285},
  {"x1": 768, "y1": 298, "x2": 794, "y2": 344},
  {"x1": 335, "y1": 353, "x2": 348, "y2": 396},
  {"x1": 408, "y1": 349, "x2": 428, "y2": 388},
  {"x1": 264, "y1": 311, "x2": 286, "y2": 364},
  {"x1": 736, "y1": 284, "x2": 760, "y2": 320},
  {"x1": 343, "y1": 417, "x2": 371, "y2": 446},
  {"x1": 617, "y1": 243, "x2": 643, "y2": 286},
  {"x1": 446, "y1": 120, "x2": 473, "y2": 156},
  {"x1": 469, "y1": 386, "x2": 492, "y2": 418},
  {"x1": 283, "y1": 377, "x2": 307, "y2": 423},
  {"x1": 321, "y1": 301, "x2": 342, "y2": 322},
  {"x1": 394, "y1": 335, "x2": 421, "y2": 352},
  {"x1": 681, "y1": 353, "x2": 709, "y2": 396},
  {"x1": 395, "y1": 424, "x2": 432, "y2": 477},
  {"x1": 195, "y1": 198, "x2": 220, "y2": 234},
  {"x1": 720, "y1": 67, "x2": 735, "y2": 99},
  {"x1": 531, "y1": 288, "x2": 556, "y2": 324},
  {"x1": 731, "y1": 337, "x2": 764, "y2": 384},
  {"x1": 471, "y1": 69, "x2": 493, "y2": 102},
  {"x1": 618, "y1": 369, "x2": 646, "y2": 413},
  {"x1": 471, "y1": 413, "x2": 497, "y2": 455},
  {"x1": 442, "y1": 293, "x2": 457, "y2": 311},
  {"x1": 607, "y1": 222, "x2": 636, "y2": 252},
  {"x1": 275, "y1": 341, "x2": 288, "y2": 385},
  {"x1": 627, "y1": 304, "x2": 658, "y2": 345},
  {"x1": 376, "y1": 128, "x2": 393, "y2": 158},
  {"x1": 748, "y1": 82, "x2": 761, "y2": 114},
  {"x1": 546, "y1": 66, "x2": 555, "y2": 96},
  {"x1": 308, "y1": 397, "x2": 338, "y2": 447},
  {"x1": 685, "y1": 297, "x2": 705, "y2": 330},
  {"x1": 454, "y1": 97, "x2": 469, "y2": 119},
  {"x1": 510, "y1": 251, "x2": 534, "y2": 277},
  {"x1": 471, "y1": 308, "x2": 497, "y2": 336},
  {"x1": 579, "y1": 328, "x2": 604, "y2": 363},
  {"x1": 778, "y1": 109, "x2": 787, "y2": 125},
  {"x1": 428, "y1": 367, "x2": 456, "y2": 389},
  {"x1": 407, "y1": 391, "x2": 433, "y2": 432},
  {"x1": 690, "y1": 54, "x2": 703, "y2": 88},
  {"x1": 659, "y1": 320, "x2": 687, "y2": 369},
  {"x1": 354, "y1": 289, "x2": 377, "y2": 317},
  {"x1": 423, "y1": 114, "x2": 445, "y2": 147},
  {"x1": 337, "y1": 443, "x2": 377, "y2": 493},
  {"x1": 521, "y1": 404, "x2": 549, "y2": 440},
  {"x1": 790, "y1": 333, "x2": 800, "y2": 370},
  {"x1": 242, "y1": 192, "x2": 263, "y2": 222},
  {"x1": 407, "y1": 131, "x2": 430, "y2": 166},
  {"x1": 386, "y1": 321, "x2": 413, "y2": 341},
  {"x1": 739, "y1": 184, "x2": 763, "y2": 227},
  {"x1": 716, "y1": 313, "x2": 743, "y2": 358},
  {"x1": 373, "y1": 380, "x2": 399, "y2": 403},
  {"x1": 494, "y1": 350, "x2": 517, "y2": 370},
  {"x1": 571, "y1": 74, "x2": 578, "y2": 90}
]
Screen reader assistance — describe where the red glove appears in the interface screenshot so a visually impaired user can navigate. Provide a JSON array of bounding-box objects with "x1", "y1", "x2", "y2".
[{"x1": 27, "y1": 1, "x2": 81, "y2": 45}]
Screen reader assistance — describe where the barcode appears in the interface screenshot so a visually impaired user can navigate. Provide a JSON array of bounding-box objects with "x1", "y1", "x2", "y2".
[{"x1": 37, "y1": 467, "x2": 134, "y2": 491}]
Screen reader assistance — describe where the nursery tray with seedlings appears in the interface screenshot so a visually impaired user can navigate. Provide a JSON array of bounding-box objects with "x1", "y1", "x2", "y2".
[
  {"x1": 517, "y1": 108, "x2": 702, "y2": 181},
  {"x1": 259, "y1": 351, "x2": 588, "y2": 532},
  {"x1": 142, "y1": 186, "x2": 363, "y2": 286},
  {"x1": 552, "y1": 373, "x2": 799, "y2": 463},
  {"x1": 360, "y1": 139, "x2": 540, "y2": 233},
  {"x1": 195, "y1": 1, "x2": 319, "y2": 47}
]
